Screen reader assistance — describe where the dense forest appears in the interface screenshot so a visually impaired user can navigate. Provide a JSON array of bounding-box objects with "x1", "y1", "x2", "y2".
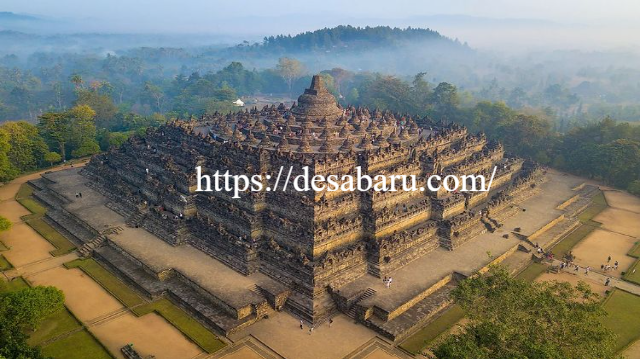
[
  {"x1": 258, "y1": 26, "x2": 459, "y2": 52},
  {"x1": 0, "y1": 26, "x2": 638, "y2": 195},
  {"x1": 2, "y1": 26, "x2": 640, "y2": 126}
]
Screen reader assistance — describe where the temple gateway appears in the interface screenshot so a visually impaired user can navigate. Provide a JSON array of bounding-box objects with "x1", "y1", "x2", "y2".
[{"x1": 36, "y1": 75, "x2": 545, "y2": 341}]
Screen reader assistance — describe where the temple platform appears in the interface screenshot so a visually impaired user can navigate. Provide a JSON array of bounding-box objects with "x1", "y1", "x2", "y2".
[
  {"x1": 31, "y1": 166, "x2": 594, "y2": 341},
  {"x1": 31, "y1": 168, "x2": 288, "y2": 335}
]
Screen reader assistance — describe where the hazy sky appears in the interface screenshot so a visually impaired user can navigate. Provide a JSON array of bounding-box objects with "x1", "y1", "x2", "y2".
[
  {"x1": 3, "y1": 0, "x2": 640, "y2": 50},
  {"x1": 5, "y1": 0, "x2": 640, "y2": 25}
]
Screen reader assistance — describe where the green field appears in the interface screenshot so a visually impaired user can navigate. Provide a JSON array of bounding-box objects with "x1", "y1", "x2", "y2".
[
  {"x1": 0, "y1": 276, "x2": 29, "y2": 293},
  {"x1": 26, "y1": 217, "x2": 76, "y2": 256},
  {"x1": 15, "y1": 182, "x2": 35, "y2": 200},
  {"x1": 27, "y1": 307, "x2": 83, "y2": 346},
  {"x1": 132, "y1": 299, "x2": 226, "y2": 353},
  {"x1": 515, "y1": 262, "x2": 548, "y2": 282},
  {"x1": 399, "y1": 305, "x2": 464, "y2": 354},
  {"x1": 577, "y1": 191, "x2": 608, "y2": 222},
  {"x1": 601, "y1": 289, "x2": 640, "y2": 352},
  {"x1": 41, "y1": 329, "x2": 113, "y2": 359},
  {"x1": 623, "y1": 241, "x2": 640, "y2": 285},
  {"x1": 15, "y1": 183, "x2": 47, "y2": 218}
]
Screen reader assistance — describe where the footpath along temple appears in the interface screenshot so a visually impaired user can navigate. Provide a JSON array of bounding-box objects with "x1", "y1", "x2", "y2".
[{"x1": 33, "y1": 76, "x2": 546, "y2": 341}]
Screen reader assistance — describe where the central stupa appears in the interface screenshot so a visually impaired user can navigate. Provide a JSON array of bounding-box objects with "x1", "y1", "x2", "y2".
[{"x1": 291, "y1": 75, "x2": 343, "y2": 120}]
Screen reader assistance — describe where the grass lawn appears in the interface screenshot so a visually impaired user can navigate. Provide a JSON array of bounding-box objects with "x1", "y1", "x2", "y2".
[
  {"x1": 623, "y1": 242, "x2": 640, "y2": 285},
  {"x1": 41, "y1": 329, "x2": 113, "y2": 359},
  {"x1": 399, "y1": 305, "x2": 464, "y2": 354},
  {"x1": 26, "y1": 217, "x2": 76, "y2": 256},
  {"x1": 0, "y1": 276, "x2": 29, "y2": 293},
  {"x1": 0, "y1": 253, "x2": 13, "y2": 271},
  {"x1": 132, "y1": 298, "x2": 226, "y2": 353},
  {"x1": 577, "y1": 191, "x2": 607, "y2": 223},
  {"x1": 28, "y1": 307, "x2": 83, "y2": 346},
  {"x1": 64, "y1": 258, "x2": 144, "y2": 308},
  {"x1": 601, "y1": 289, "x2": 640, "y2": 352},
  {"x1": 628, "y1": 242, "x2": 640, "y2": 258},
  {"x1": 515, "y1": 262, "x2": 548, "y2": 282},
  {"x1": 15, "y1": 182, "x2": 35, "y2": 200}
]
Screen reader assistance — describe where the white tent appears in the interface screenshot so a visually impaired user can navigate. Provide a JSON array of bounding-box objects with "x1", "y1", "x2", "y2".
[{"x1": 233, "y1": 99, "x2": 245, "y2": 107}]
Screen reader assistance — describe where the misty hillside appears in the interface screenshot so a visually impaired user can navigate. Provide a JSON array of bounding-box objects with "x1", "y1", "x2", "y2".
[{"x1": 257, "y1": 26, "x2": 462, "y2": 53}]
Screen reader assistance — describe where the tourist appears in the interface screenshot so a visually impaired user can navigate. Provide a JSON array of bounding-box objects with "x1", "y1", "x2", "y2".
[
  {"x1": 383, "y1": 276, "x2": 388, "y2": 285},
  {"x1": 574, "y1": 265, "x2": 579, "y2": 272},
  {"x1": 607, "y1": 255, "x2": 611, "y2": 263},
  {"x1": 601, "y1": 264, "x2": 605, "y2": 270},
  {"x1": 614, "y1": 261, "x2": 619, "y2": 270},
  {"x1": 309, "y1": 325, "x2": 314, "y2": 335},
  {"x1": 585, "y1": 266, "x2": 590, "y2": 275},
  {"x1": 329, "y1": 318, "x2": 334, "y2": 327},
  {"x1": 388, "y1": 277, "x2": 393, "y2": 288},
  {"x1": 300, "y1": 320, "x2": 303, "y2": 330},
  {"x1": 605, "y1": 278, "x2": 611, "y2": 286}
]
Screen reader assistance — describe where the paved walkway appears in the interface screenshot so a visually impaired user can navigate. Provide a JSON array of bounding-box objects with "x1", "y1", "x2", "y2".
[
  {"x1": 2, "y1": 252, "x2": 78, "y2": 280},
  {"x1": 550, "y1": 259, "x2": 640, "y2": 296}
]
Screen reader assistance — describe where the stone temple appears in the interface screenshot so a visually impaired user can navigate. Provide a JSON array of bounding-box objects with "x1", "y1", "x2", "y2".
[{"x1": 33, "y1": 75, "x2": 546, "y2": 341}]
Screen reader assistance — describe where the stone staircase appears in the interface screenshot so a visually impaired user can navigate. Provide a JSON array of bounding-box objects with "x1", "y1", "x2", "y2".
[
  {"x1": 346, "y1": 288, "x2": 376, "y2": 319},
  {"x1": 45, "y1": 209, "x2": 98, "y2": 243},
  {"x1": 125, "y1": 212, "x2": 146, "y2": 228},
  {"x1": 77, "y1": 235, "x2": 107, "y2": 257}
]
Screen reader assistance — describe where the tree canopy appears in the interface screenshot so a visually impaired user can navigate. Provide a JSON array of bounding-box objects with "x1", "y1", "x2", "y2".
[
  {"x1": 0, "y1": 286, "x2": 65, "y2": 359},
  {"x1": 433, "y1": 266, "x2": 616, "y2": 359}
]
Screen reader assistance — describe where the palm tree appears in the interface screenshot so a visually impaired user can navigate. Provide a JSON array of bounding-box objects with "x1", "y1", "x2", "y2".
[{"x1": 70, "y1": 74, "x2": 84, "y2": 89}]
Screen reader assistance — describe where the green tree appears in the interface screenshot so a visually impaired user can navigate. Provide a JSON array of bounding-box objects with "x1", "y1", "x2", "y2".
[
  {"x1": 38, "y1": 112, "x2": 71, "y2": 161},
  {"x1": 431, "y1": 82, "x2": 460, "y2": 124},
  {"x1": 70, "y1": 74, "x2": 83, "y2": 89},
  {"x1": 0, "y1": 127, "x2": 16, "y2": 182},
  {"x1": 67, "y1": 105, "x2": 100, "y2": 158},
  {"x1": 433, "y1": 266, "x2": 616, "y2": 359},
  {"x1": 276, "y1": 57, "x2": 304, "y2": 97},
  {"x1": 0, "y1": 122, "x2": 49, "y2": 172},
  {"x1": 44, "y1": 151, "x2": 62, "y2": 166},
  {"x1": 75, "y1": 89, "x2": 117, "y2": 129},
  {"x1": 628, "y1": 180, "x2": 640, "y2": 196},
  {"x1": 0, "y1": 286, "x2": 64, "y2": 359}
]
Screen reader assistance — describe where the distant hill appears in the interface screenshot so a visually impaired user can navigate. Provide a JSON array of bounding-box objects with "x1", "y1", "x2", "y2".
[
  {"x1": 246, "y1": 25, "x2": 465, "y2": 54},
  {"x1": 0, "y1": 12, "x2": 41, "y2": 22}
]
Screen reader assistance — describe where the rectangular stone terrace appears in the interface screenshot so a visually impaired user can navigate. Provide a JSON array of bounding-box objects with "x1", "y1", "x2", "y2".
[
  {"x1": 31, "y1": 166, "x2": 589, "y2": 342},
  {"x1": 32, "y1": 167, "x2": 288, "y2": 334}
]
